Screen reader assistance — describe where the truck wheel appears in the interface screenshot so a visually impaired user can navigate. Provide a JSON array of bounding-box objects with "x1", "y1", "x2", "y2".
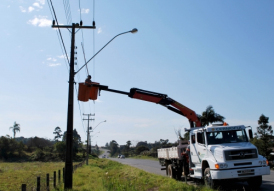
[
  {"x1": 247, "y1": 176, "x2": 262, "y2": 190},
  {"x1": 204, "y1": 168, "x2": 216, "y2": 189},
  {"x1": 168, "y1": 164, "x2": 176, "y2": 179},
  {"x1": 176, "y1": 167, "x2": 182, "y2": 180}
]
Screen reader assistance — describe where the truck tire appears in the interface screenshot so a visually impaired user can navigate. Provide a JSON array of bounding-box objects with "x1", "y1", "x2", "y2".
[
  {"x1": 204, "y1": 168, "x2": 216, "y2": 189},
  {"x1": 168, "y1": 164, "x2": 176, "y2": 179},
  {"x1": 247, "y1": 176, "x2": 262, "y2": 190},
  {"x1": 176, "y1": 167, "x2": 182, "y2": 180}
]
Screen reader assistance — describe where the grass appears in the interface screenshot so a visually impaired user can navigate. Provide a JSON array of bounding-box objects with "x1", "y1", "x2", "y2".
[
  {"x1": 0, "y1": 158, "x2": 214, "y2": 191},
  {"x1": 129, "y1": 155, "x2": 159, "y2": 161},
  {"x1": 0, "y1": 161, "x2": 65, "y2": 190},
  {"x1": 55, "y1": 158, "x2": 213, "y2": 191}
]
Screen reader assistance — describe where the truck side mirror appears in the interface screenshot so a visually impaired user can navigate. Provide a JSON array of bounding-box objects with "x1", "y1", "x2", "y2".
[{"x1": 248, "y1": 129, "x2": 253, "y2": 139}]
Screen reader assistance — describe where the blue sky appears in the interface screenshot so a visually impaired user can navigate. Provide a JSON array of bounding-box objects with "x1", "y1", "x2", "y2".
[{"x1": 1, "y1": 0, "x2": 273, "y2": 147}]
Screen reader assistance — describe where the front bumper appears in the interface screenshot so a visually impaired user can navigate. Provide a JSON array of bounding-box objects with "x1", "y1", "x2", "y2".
[{"x1": 210, "y1": 166, "x2": 270, "y2": 180}]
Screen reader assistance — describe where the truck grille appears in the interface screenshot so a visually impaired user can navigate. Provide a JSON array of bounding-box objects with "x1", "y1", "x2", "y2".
[{"x1": 224, "y1": 149, "x2": 257, "y2": 161}]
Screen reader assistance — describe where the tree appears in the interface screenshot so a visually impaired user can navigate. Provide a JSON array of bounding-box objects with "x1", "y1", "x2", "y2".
[
  {"x1": 199, "y1": 106, "x2": 225, "y2": 126},
  {"x1": 53, "y1": 126, "x2": 63, "y2": 142},
  {"x1": 0, "y1": 135, "x2": 22, "y2": 160},
  {"x1": 256, "y1": 114, "x2": 273, "y2": 159},
  {"x1": 160, "y1": 139, "x2": 169, "y2": 146},
  {"x1": 9, "y1": 121, "x2": 20, "y2": 139},
  {"x1": 126, "y1": 140, "x2": 131, "y2": 148},
  {"x1": 109, "y1": 140, "x2": 119, "y2": 156},
  {"x1": 54, "y1": 141, "x2": 66, "y2": 159},
  {"x1": 63, "y1": 129, "x2": 82, "y2": 156},
  {"x1": 135, "y1": 145, "x2": 149, "y2": 155}
]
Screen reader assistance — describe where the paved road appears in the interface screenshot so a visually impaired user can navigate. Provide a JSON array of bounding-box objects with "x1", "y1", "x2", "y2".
[{"x1": 107, "y1": 157, "x2": 274, "y2": 191}]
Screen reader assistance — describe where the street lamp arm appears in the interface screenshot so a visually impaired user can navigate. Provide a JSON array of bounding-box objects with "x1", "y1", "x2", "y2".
[
  {"x1": 92, "y1": 120, "x2": 106, "y2": 132},
  {"x1": 75, "y1": 28, "x2": 138, "y2": 75}
]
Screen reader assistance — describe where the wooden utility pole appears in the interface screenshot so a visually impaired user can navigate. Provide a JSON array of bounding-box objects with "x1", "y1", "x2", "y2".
[
  {"x1": 52, "y1": 22, "x2": 95, "y2": 189},
  {"x1": 83, "y1": 113, "x2": 95, "y2": 165}
]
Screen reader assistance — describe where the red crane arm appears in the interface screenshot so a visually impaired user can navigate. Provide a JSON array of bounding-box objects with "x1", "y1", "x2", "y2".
[{"x1": 78, "y1": 84, "x2": 201, "y2": 128}]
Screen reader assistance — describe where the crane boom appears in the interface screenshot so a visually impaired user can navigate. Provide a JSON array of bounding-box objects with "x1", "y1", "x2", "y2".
[{"x1": 78, "y1": 83, "x2": 201, "y2": 128}]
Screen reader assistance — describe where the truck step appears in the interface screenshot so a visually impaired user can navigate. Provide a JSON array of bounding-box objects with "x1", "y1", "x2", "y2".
[{"x1": 161, "y1": 168, "x2": 166, "y2": 170}]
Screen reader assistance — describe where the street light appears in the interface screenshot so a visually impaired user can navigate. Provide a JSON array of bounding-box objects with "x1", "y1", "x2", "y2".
[
  {"x1": 64, "y1": 28, "x2": 137, "y2": 189},
  {"x1": 86, "y1": 120, "x2": 105, "y2": 164},
  {"x1": 75, "y1": 28, "x2": 138, "y2": 75},
  {"x1": 91, "y1": 120, "x2": 107, "y2": 132}
]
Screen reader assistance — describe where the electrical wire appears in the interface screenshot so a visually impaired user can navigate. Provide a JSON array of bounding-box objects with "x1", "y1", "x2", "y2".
[
  {"x1": 63, "y1": 0, "x2": 72, "y2": 25},
  {"x1": 48, "y1": 0, "x2": 70, "y2": 66},
  {"x1": 48, "y1": 0, "x2": 87, "y2": 136},
  {"x1": 46, "y1": 0, "x2": 69, "y2": 72}
]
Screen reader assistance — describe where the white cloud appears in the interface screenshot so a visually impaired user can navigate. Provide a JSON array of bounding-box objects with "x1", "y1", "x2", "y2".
[
  {"x1": 47, "y1": 57, "x2": 57, "y2": 62},
  {"x1": 28, "y1": 6, "x2": 35, "y2": 12},
  {"x1": 57, "y1": 54, "x2": 67, "y2": 59},
  {"x1": 33, "y1": 2, "x2": 42, "y2": 9},
  {"x1": 28, "y1": 16, "x2": 51, "y2": 27},
  {"x1": 80, "y1": 8, "x2": 89, "y2": 14},
  {"x1": 36, "y1": 0, "x2": 45, "y2": 5},
  {"x1": 48, "y1": 63, "x2": 61, "y2": 67},
  {"x1": 98, "y1": 27, "x2": 102, "y2": 34},
  {"x1": 19, "y1": 6, "x2": 26, "y2": 13}
]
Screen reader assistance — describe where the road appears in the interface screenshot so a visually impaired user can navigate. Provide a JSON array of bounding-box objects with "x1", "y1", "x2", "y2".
[{"x1": 100, "y1": 149, "x2": 274, "y2": 191}]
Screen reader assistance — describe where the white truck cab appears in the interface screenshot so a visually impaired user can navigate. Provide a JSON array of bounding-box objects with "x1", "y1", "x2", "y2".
[
  {"x1": 158, "y1": 125, "x2": 270, "y2": 189},
  {"x1": 186, "y1": 125, "x2": 270, "y2": 188}
]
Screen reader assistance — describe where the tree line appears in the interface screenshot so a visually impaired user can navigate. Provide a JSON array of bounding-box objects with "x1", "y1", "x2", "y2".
[
  {"x1": 2, "y1": 106, "x2": 273, "y2": 162},
  {"x1": 0, "y1": 125, "x2": 89, "y2": 162}
]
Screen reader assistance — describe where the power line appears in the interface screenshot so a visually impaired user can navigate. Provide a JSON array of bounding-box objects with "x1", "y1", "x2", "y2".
[
  {"x1": 63, "y1": 0, "x2": 72, "y2": 25},
  {"x1": 48, "y1": 0, "x2": 70, "y2": 66}
]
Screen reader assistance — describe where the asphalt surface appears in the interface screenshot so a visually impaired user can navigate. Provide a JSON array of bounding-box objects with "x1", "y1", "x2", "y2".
[{"x1": 100, "y1": 149, "x2": 274, "y2": 191}]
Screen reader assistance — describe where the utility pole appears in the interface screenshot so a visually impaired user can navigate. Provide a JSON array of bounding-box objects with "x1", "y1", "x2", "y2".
[
  {"x1": 83, "y1": 113, "x2": 95, "y2": 165},
  {"x1": 52, "y1": 22, "x2": 95, "y2": 190}
]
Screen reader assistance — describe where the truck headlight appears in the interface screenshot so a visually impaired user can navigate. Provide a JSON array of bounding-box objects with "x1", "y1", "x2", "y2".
[{"x1": 216, "y1": 163, "x2": 228, "y2": 169}]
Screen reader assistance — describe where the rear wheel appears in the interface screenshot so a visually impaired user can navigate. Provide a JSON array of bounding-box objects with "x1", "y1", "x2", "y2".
[
  {"x1": 247, "y1": 176, "x2": 262, "y2": 190},
  {"x1": 204, "y1": 168, "x2": 217, "y2": 189},
  {"x1": 168, "y1": 164, "x2": 176, "y2": 179},
  {"x1": 176, "y1": 167, "x2": 182, "y2": 180}
]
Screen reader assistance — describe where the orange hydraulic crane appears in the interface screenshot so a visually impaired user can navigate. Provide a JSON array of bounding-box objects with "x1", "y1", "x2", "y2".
[{"x1": 78, "y1": 83, "x2": 201, "y2": 128}]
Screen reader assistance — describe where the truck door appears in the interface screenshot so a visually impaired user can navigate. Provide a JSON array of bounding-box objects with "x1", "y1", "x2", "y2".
[
  {"x1": 196, "y1": 131, "x2": 207, "y2": 161},
  {"x1": 189, "y1": 132, "x2": 200, "y2": 164}
]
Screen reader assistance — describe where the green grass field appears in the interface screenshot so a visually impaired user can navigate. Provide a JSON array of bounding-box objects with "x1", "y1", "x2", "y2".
[
  {"x1": 0, "y1": 158, "x2": 214, "y2": 191},
  {"x1": 0, "y1": 161, "x2": 65, "y2": 190}
]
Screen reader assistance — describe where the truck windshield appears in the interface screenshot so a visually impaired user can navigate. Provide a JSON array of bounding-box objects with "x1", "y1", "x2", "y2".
[{"x1": 206, "y1": 130, "x2": 248, "y2": 145}]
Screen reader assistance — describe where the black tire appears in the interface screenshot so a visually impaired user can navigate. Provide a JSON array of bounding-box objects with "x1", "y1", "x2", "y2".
[
  {"x1": 168, "y1": 164, "x2": 176, "y2": 179},
  {"x1": 176, "y1": 167, "x2": 182, "y2": 180},
  {"x1": 204, "y1": 168, "x2": 217, "y2": 189},
  {"x1": 247, "y1": 176, "x2": 262, "y2": 190}
]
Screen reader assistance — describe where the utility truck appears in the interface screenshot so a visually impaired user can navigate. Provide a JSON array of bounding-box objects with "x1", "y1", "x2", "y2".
[
  {"x1": 77, "y1": 83, "x2": 270, "y2": 189},
  {"x1": 158, "y1": 124, "x2": 270, "y2": 189}
]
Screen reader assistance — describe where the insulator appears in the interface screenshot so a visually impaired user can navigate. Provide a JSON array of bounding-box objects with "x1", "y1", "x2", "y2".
[
  {"x1": 80, "y1": 20, "x2": 83, "y2": 26},
  {"x1": 92, "y1": 21, "x2": 95, "y2": 27}
]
